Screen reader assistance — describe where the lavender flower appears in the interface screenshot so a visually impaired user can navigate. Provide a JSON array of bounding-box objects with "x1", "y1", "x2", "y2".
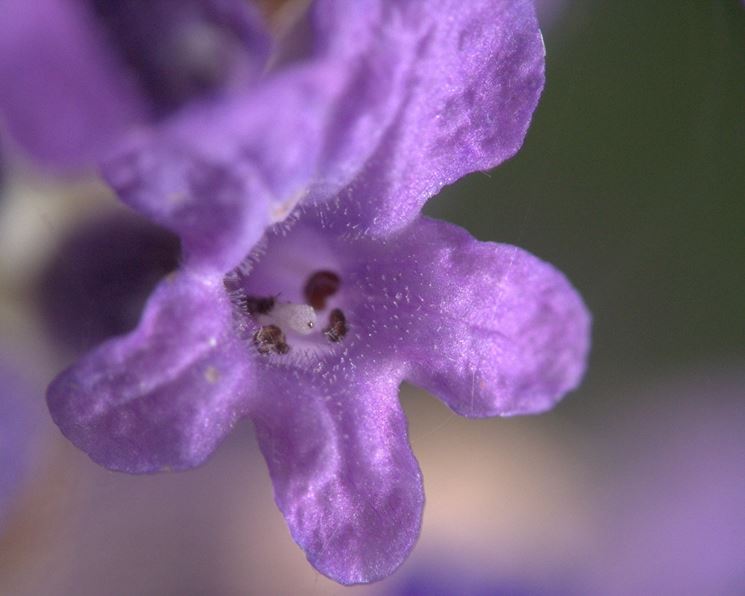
[
  {"x1": 387, "y1": 563, "x2": 569, "y2": 596},
  {"x1": 0, "y1": 356, "x2": 36, "y2": 531},
  {"x1": 587, "y1": 369, "x2": 745, "y2": 594},
  {"x1": 0, "y1": 0, "x2": 269, "y2": 169},
  {"x1": 39, "y1": 212, "x2": 180, "y2": 353},
  {"x1": 47, "y1": 0, "x2": 590, "y2": 585}
]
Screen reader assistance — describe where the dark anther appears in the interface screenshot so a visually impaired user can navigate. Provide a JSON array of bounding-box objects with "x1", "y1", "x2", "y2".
[
  {"x1": 239, "y1": 294, "x2": 276, "y2": 315},
  {"x1": 304, "y1": 270, "x2": 341, "y2": 310},
  {"x1": 323, "y1": 308, "x2": 347, "y2": 343},
  {"x1": 254, "y1": 324, "x2": 290, "y2": 355}
]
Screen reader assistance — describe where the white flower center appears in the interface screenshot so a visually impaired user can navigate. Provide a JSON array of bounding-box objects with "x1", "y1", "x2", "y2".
[{"x1": 257, "y1": 303, "x2": 316, "y2": 335}]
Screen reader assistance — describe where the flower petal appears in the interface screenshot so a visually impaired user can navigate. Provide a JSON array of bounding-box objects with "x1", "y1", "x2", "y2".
[
  {"x1": 103, "y1": 0, "x2": 415, "y2": 272},
  {"x1": 104, "y1": 136, "x2": 275, "y2": 273},
  {"x1": 0, "y1": 0, "x2": 145, "y2": 170},
  {"x1": 332, "y1": 0, "x2": 545, "y2": 235},
  {"x1": 0, "y1": 0, "x2": 271, "y2": 171},
  {"x1": 252, "y1": 363, "x2": 423, "y2": 584},
  {"x1": 105, "y1": 0, "x2": 544, "y2": 268},
  {"x1": 47, "y1": 272, "x2": 252, "y2": 473},
  {"x1": 376, "y1": 217, "x2": 590, "y2": 416}
]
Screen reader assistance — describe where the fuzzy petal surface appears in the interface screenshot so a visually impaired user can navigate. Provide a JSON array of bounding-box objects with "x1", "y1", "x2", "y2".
[
  {"x1": 369, "y1": 217, "x2": 591, "y2": 416},
  {"x1": 334, "y1": 0, "x2": 545, "y2": 236},
  {"x1": 103, "y1": 0, "x2": 415, "y2": 272},
  {"x1": 252, "y1": 361, "x2": 423, "y2": 584},
  {"x1": 104, "y1": 135, "x2": 276, "y2": 273},
  {"x1": 47, "y1": 272, "x2": 251, "y2": 473},
  {"x1": 104, "y1": 0, "x2": 544, "y2": 270}
]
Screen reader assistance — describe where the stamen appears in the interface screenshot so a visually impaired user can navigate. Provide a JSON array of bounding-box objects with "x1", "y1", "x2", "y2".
[
  {"x1": 304, "y1": 270, "x2": 341, "y2": 310},
  {"x1": 254, "y1": 325, "x2": 290, "y2": 355},
  {"x1": 259, "y1": 303, "x2": 317, "y2": 335},
  {"x1": 323, "y1": 308, "x2": 347, "y2": 343}
]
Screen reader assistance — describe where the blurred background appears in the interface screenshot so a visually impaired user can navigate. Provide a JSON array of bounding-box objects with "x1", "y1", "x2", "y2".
[{"x1": 1, "y1": 1, "x2": 744, "y2": 594}]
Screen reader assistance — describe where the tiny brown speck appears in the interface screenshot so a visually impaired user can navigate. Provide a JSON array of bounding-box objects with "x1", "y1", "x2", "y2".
[{"x1": 204, "y1": 366, "x2": 220, "y2": 383}]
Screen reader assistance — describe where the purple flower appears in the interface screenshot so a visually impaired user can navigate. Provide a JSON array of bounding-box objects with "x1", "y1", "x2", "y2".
[
  {"x1": 0, "y1": 0, "x2": 269, "y2": 169},
  {"x1": 47, "y1": 0, "x2": 590, "y2": 585},
  {"x1": 39, "y1": 212, "x2": 180, "y2": 353},
  {"x1": 388, "y1": 563, "x2": 571, "y2": 596},
  {"x1": 586, "y1": 368, "x2": 745, "y2": 594},
  {"x1": 0, "y1": 355, "x2": 36, "y2": 530}
]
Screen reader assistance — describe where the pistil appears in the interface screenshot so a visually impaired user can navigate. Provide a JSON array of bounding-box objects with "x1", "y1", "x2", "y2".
[{"x1": 257, "y1": 302, "x2": 316, "y2": 335}]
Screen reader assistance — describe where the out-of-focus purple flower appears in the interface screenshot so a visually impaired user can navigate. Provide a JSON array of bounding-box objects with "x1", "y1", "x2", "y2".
[
  {"x1": 390, "y1": 574, "x2": 538, "y2": 596},
  {"x1": 382, "y1": 558, "x2": 575, "y2": 596},
  {"x1": 587, "y1": 368, "x2": 745, "y2": 595},
  {"x1": 39, "y1": 212, "x2": 180, "y2": 354},
  {"x1": 47, "y1": 0, "x2": 590, "y2": 585},
  {"x1": 0, "y1": 0, "x2": 269, "y2": 170},
  {"x1": 0, "y1": 356, "x2": 36, "y2": 530}
]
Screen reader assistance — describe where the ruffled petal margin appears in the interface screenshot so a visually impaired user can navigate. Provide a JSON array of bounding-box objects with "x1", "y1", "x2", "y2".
[
  {"x1": 104, "y1": 0, "x2": 544, "y2": 269},
  {"x1": 378, "y1": 217, "x2": 590, "y2": 416},
  {"x1": 328, "y1": 0, "x2": 545, "y2": 236},
  {"x1": 47, "y1": 272, "x2": 252, "y2": 473},
  {"x1": 252, "y1": 363, "x2": 423, "y2": 584},
  {"x1": 103, "y1": 0, "x2": 413, "y2": 272}
]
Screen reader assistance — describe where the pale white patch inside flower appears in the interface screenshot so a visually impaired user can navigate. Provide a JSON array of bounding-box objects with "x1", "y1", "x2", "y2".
[{"x1": 258, "y1": 302, "x2": 316, "y2": 335}]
